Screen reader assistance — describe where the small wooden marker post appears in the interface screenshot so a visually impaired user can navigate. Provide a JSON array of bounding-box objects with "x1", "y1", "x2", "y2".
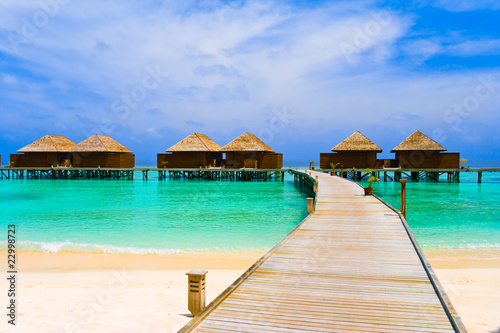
[
  {"x1": 186, "y1": 269, "x2": 208, "y2": 316},
  {"x1": 307, "y1": 198, "x2": 314, "y2": 213},
  {"x1": 340, "y1": 165, "x2": 344, "y2": 178},
  {"x1": 400, "y1": 179, "x2": 408, "y2": 219},
  {"x1": 313, "y1": 177, "x2": 317, "y2": 193}
]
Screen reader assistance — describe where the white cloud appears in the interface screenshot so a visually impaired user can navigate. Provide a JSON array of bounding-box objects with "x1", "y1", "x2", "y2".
[
  {"x1": 402, "y1": 38, "x2": 500, "y2": 62},
  {"x1": 2, "y1": 73, "x2": 18, "y2": 85},
  {"x1": 0, "y1": 0, "x2": 499, "y2": 158},
  {"x1": 447, "y1": 39, "x2": 500, "y2": 56},
  {"x1": 0, "y1": 1, "x2": 412, "y2": 133}
]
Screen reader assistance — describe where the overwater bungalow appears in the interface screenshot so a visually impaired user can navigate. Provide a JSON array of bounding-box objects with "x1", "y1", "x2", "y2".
[
  {"x1": 320, "y1": 131, "x2": 383, "y2": 169},
  {"x1": 157, "y1": 133, "x2": 222, "y2": 168},
  {"x1": 391, "y1": 130, "x2": 459, "y2": 169},
  {"x1": 69, "y1": 134, "x2": 135, "y2": 168},
  {"x1": 220, "y1": 132, "x2": 283, "y2": 169},
  {"x1": 10, "y1": 134, "x2": 76, "y2": 167}
]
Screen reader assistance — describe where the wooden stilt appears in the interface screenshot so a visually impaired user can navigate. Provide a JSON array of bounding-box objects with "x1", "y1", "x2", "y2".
[{"x1": 400, "y1": 179, "x2": 408, "y2": 220}]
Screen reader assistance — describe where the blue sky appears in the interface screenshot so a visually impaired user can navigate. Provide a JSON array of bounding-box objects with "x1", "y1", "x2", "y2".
[{"x1": 1, "y1": 0, "x2": 499, "y2": 166}]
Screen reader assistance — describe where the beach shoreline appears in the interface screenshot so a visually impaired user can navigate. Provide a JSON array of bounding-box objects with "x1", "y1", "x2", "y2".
[{"x1": 2, "y1": 250, "x2": 499, "y2": 332}]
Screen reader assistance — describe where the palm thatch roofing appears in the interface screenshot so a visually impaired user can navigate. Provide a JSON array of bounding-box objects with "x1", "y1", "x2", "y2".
[
  {"x1": 166, "y1": 133, "x2": 221, "y2": 152},
  {"x1": 392, "y1": 130, "x2": 446, "y2": 152},
  {"x1": 69, "y1": 134, "x2": 133, "y2": 153},
  {"x1": 18, "y1": 135, "x2": 76, "y2": 153},
  {"x1": 220, "y1": 132, "x2": 275, "y2": 152},
  {"x1": 331, "y1": 131, "x2": 382, "y2": 152}
]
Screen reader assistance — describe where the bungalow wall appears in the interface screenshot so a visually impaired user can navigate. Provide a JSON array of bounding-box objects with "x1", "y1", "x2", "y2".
[
  {"x1": 157, "y1": 152, "x2": 222, "y2": 168},
  {"x1": 225, "y1": 152, "x2": 283, "y2": 169},
  {"x1": 10, "y1": 153, "x2": 72, "y2": 167},
  {"x1": 320, "y1": 151, "x2": 380, "y2": 169},
  {"x1": 395, "y1": 151, "x2": 459, "y2": 169},
  {"x1": 260, "y1": 153, "x2": 283, "y2": 169},
  {"x1": 72, "y1": 153, "x2": 135, "y2": 168}
]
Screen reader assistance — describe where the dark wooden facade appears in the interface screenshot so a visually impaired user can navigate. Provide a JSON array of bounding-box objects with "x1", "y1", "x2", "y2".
[
  {"x1": 72, "y1": 152, "x2": 135, "y2": 168},
  {"x1": 157, "y1": 152, "x2": 222, "y2": 168},
  {"x1": 225, "y1": 151, "x2": 283, "y2": 169},
  {"x1": 10, "y1": 152, "x2": 73, "y2": 167},
  {"x1": 320, "y1": 151, "x2": 381, "y2": 169},
  {"x1": 395, "y1": 151, "x2": 459, "y2": 169},
  {"x1": 10, "y1": 152, "x2": 134, "y2": 168}
]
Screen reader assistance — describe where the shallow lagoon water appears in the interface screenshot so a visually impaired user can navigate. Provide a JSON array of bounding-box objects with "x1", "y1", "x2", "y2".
[
  {"x1": 362, "y1": 171, "x2": 500, "y2": 250},
  {"x1": 0, "y1": 175, "x2": 308, "y2": 253},
  {"x1": 1, "y1": 170, "x2": 499, "y2": 254}
]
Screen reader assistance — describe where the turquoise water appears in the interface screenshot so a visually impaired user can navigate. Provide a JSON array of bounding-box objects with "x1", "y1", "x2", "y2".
[
  {"x1": 0, "y1": 174, "x2": 308, "y2": 254},
  {"x1": 359, "y1": 171, "x2": 500, "y2": 249},
  {"x1": 1, "y1": 171, "x2": 499, "y2": 254}
]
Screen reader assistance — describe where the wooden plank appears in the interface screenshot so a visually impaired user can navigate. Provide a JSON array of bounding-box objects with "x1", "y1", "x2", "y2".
[{"x1": 179, "y1": 171, "x2": 465, "y2": 333}]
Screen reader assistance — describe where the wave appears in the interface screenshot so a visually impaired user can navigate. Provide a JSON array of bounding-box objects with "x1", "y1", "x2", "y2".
[
  {"x1": 0, "y1": 240, "x2": 183, "y2": 255},
  {"x1": 421, "y1": 244, "x2": 500, "y2": 249}
]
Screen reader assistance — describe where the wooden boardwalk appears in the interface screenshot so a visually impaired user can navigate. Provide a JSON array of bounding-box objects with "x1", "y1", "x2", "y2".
[{"x1": 179, "y1": 170, "x2": 466, "y2": 333}]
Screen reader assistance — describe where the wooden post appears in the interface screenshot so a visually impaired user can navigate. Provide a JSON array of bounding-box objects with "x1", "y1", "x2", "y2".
[
  {"x1": 478, "y1": 172, "x2": 482, "y2": 183},
  {"x1": 186, "y1": 269, "x2": 208, "y2": 316},
  {"x1": 400, "y1": 179, "x2": 407, "y2": 220},
  {"x1": 340, "y1": 165, "x2": 344, "y2": 178},
  {"x1": 313, "y1": 176, "x2": 317, "y2": 193},
  {"x1": 307, "y1": 198, "x2": 314, "y2": 213}
]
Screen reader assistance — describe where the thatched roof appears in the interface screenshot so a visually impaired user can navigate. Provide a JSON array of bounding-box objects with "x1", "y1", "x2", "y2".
[
  {"x1": 332, "y1": 131, "x2": 382, "y2": 152},
  {"x1": 392, "y1": 130, "x2": 446, "y2": 152},
  {"x1": 166, "y1": 133, "x2": 221, "y2": 152},
  {"x1": 18, "y1": 135, "x2": 76, "y2": 153},
  {"x1": 69, "y1": 134, "x2": 132, "y2": 153},
  {"x1": 220, "y1": 132, "x2": 275, "y2": 152}
]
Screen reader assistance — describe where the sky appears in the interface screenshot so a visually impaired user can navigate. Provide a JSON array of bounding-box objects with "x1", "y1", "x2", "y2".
[{"x1": 1, "y1": 0, "x2": 499, "y2": 166}]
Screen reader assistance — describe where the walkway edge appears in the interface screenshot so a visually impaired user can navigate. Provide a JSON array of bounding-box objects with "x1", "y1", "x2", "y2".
[
  {"x1": 178, "y1": 211, "x2": 316, "y2": 332},
  {"x1": 374, "y1": 193, "x2": 468, "y2": 333},
  {"x1": 348, "y1": 177, "x2": 467, "y2": 333}
]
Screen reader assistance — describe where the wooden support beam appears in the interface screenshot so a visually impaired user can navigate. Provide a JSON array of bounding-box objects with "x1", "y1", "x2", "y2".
[
  {"x1": 307, "y1": 198, "x2": 314, "y2": 213},
  {"x1": 400, "y1": 179, "x2": 408, "y2": 220}
]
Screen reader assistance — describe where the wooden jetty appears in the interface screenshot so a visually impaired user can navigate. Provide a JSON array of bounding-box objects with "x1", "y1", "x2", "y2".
[
  {"x1": 0, "y1": 167, "x2": 136, "y2": 180},
  {"x1": 0, "y1": 167, "x2": 285, "y2": 181},
  {"x1": 0, "y1": 166, "x2": 497, "y2": 183},
  {"x1": 179, "y1": 170, "x2": 466, "y2": 333},
  {"x1": 158, "y1": 169, "x2": 285, "y2": 181},
  {"x1": 322, "y1": 167, "x2": 500, "y2": 183}
]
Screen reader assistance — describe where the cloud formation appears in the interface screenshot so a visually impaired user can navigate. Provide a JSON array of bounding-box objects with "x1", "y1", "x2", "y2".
[{"x1": 0, "y1": 0, "x2": 499, "y2": 165}]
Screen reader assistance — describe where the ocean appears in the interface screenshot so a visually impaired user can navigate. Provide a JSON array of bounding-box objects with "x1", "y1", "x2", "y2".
[
  {"x1": 0, "y1": 174, "x2": 308, "y2": 254},
  {"x1": 361, "y1": 171, "x2": 500, "y2": 254},
  {"x1": 1, "y1": 170, "x2": 499, "y2": 255}
]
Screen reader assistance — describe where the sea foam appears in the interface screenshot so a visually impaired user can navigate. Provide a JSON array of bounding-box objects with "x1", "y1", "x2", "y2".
[{"x1": 1, "y1": 240, "x2": 183, "y2": 255}]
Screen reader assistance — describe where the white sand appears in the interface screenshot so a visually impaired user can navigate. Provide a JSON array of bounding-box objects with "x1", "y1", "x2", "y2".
[
  {"x1": 433, "y1": 268, "x2": 500, "y2": 333},
  {"x1": 5, "y1": 270, "x2": 244, "y2": 333},
  {"x1": 1, "y1": 252, "x2": 499, "y2": 332}
]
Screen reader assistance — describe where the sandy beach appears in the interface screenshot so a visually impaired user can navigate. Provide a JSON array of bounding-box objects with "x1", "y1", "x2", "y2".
[{"x1": 1, "y1": 250, "x2": 499, "y2": 333}]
